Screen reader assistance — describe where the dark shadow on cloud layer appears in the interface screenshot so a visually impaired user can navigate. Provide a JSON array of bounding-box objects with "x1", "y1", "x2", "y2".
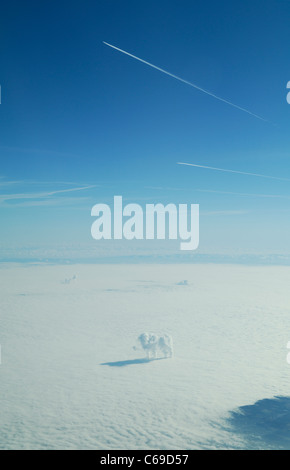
[
  {"x1": 226, "y1": 396, "x2": 290, "y2": 449},
  {"x1": 100, "y1": 357, "x2": 167, "y2": 367}
]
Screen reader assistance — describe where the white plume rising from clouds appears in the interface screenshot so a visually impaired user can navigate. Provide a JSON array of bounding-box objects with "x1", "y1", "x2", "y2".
[
  {"x1": 136, "y1": 333, "x2": 173, "y2": 359},
  {"x1": 103, "y1": 41, "x2": 268, "y2": 122}
]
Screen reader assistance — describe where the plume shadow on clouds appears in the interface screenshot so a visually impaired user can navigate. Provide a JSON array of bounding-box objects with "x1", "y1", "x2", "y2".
[{"x1": 100, "y1": 357, "x2": 167, "y2": 367}]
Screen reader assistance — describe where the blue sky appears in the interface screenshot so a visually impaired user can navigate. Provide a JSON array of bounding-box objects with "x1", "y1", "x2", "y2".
[{"x1": 1, "y1": 0, "x2": 290, "y2": 260}]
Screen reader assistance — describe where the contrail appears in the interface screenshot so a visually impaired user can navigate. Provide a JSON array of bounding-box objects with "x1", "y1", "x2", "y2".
[
  {"x1": 195, "y1": 188, "x2": 290, "y2": 199},
  {"x1": 177, "y1": 162, "x2": 290, "y2": 182},
  {"x1": 0, "y1": 185, "x2": 96, "y2": 203},
  {"x1": 145, "y1": 185, "x2": 290, "y2": 199},
  {"x1": 103, "y1": 41, "x2": 268, "y2": 123}
]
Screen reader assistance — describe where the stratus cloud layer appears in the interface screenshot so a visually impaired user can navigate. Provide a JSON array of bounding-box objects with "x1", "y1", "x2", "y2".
[{"x1": 103, "y1": 41, "x2": 268, "y2": 122}]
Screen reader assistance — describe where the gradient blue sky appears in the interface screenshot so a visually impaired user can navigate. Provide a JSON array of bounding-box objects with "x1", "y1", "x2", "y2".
[{"x1": 1, "y1": 0, "x2": 290, "y2": 260}]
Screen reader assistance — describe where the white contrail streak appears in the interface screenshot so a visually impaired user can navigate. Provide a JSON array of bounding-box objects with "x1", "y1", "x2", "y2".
[
  {"x1": 0, "y1": 185, "x2": 96, "y2": 202},
  {"x1": 195, "y1": 188, "x2": 290, "y2": 199},
  {"x1": 103, "y1": 41, "x2": 268, "y2": 122},
  {"x1": 177, "y1": 162, "x2": 290, "y2": 182},
  {"x1": 145, "y1": 185, "x2": 290, "y2": 199}
]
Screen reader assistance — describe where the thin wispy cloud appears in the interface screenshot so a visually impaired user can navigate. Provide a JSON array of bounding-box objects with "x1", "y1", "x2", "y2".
[
  {"x1": 103, "y1": 41, "x2": 269, "y2": 123},
  {"x1": 29, "y1": 181, "x2": 101, "y2": 187},
  {"x1": 145, "y1": 185, "x2": 290, "y2": 200},
  {"x1": 202, "y1": 210, "x2": 249, "y2": 216},
  {"x1": 0, "y1": 145, "x2": 81, "y2": 159},
  {"x1": 0, "y1": 183, "x2": 96, "y2": 207},
  {"x1": 6, "y1": 196, "x2": 91, "y2": 208},
  {"x1": 177, "y1": 162, "x2": 290, "y2": 182},
  {"x1": 195, "y1": 189, "x2": 290, "y2": 199},
  {"x1": 145, "y1": 186, "x2": 184, "y2": 192},
  {"x1": 4, "y1": 180, "x2": 102, "y2": 187},
  {"x1": 0, "y1": 180, "x2": 22, "y2": 187}
]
